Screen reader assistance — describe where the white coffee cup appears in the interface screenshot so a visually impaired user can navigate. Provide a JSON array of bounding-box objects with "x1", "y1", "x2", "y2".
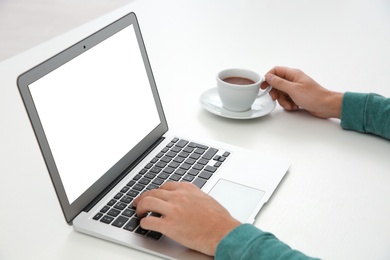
[{"x1": 217, "y1": 68, "x2": 272, "y2": 112}]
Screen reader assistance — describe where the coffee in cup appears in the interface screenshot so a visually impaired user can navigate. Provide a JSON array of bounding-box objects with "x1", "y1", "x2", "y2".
[{"x1": 217, "y1": 68, "x2": 271, "y2": 112}]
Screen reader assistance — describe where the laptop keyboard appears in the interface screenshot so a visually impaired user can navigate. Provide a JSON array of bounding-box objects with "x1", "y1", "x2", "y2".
[{"x1": 92, "y1": 137, "x2": 230, "y2": 240}]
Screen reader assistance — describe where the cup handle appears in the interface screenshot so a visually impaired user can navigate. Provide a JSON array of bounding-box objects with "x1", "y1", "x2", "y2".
[{"x1": 257, "y1": 85, "x2": 272, "y2": 98}]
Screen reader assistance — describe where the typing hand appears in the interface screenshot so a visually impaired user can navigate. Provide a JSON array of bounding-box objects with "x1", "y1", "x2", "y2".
[{"x1": 133, "y1": 182, "x2": 240, "y2": 256}]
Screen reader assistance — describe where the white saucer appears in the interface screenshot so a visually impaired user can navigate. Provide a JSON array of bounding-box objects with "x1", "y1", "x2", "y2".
[{"x1": 199, "y1": 88, "x2": 276, "y2": 119}]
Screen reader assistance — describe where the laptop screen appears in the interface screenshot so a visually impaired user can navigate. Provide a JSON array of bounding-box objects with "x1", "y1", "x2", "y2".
[
  {"x1": 28, "y1": 24, "x2": 160, "y2": 204},
  {"x1": 18, "y1": 13, "x2": 168, "y2": 222}
]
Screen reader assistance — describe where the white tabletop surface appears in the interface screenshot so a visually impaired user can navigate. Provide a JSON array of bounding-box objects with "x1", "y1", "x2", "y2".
[{"x1": 1, "y1": 0, "x2": 390, "y2": 259}]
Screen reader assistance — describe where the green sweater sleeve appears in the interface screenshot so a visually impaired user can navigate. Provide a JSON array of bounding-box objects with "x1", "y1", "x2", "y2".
[
  {"x1": 215, "y1": 224, "x2": 319, "y2": 260},
  {"x1": 341, "y1": 92, "x2": 390, "y2": 139}
]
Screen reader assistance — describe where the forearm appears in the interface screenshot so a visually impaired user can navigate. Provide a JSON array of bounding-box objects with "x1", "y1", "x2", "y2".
[{"x1": 215, "y1": 224, "x2": 319, "y2": 260}]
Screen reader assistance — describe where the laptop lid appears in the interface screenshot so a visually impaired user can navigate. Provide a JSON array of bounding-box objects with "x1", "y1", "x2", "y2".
[{"x1": 17, "y1": 12, "x2": 168, "y2": 224}]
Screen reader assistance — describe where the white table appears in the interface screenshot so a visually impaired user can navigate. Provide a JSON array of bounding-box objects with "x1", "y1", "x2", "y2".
[{"x1": 1, "y1": 1, "x2": 390, "y2": 259}]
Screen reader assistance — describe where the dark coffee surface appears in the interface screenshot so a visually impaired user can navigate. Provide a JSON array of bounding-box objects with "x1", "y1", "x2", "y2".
[{"x1": 223, "y1": 76, "x2": 255, "y2": 85}]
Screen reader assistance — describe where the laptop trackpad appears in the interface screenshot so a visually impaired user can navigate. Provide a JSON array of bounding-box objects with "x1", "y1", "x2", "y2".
[{"x1": 208, "y1": 179, "x2": 265, "y2": 223}]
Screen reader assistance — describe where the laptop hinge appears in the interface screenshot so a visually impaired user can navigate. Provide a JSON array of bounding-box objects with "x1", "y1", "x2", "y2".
[{"x1": 83, "y1": 136, "x2": 165, "y2": 212}]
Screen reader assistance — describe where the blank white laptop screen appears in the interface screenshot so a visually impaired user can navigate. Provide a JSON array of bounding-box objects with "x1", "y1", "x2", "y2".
[{"x1": 28, "y1": 25, "x2": 160, "y2": 204}]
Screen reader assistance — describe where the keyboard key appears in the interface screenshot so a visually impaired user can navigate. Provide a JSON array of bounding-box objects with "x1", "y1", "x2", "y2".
[
  {"x1": 127, "y1": 189, "x2": 139, "y2": 197},
  {"x1": 135, "y1": 226, "x2": 149, "y2": 236},
  {"x1": 100, "y1": 215, "x2": 114, "y2": 224},
  {"x1": 199, "y1": 171, "x2": 212, "y2": 180},
  {"x1": 114, "y1": 192, "x2": 123, "y2": 200},
  {"x1": 166, "y1": 151, "x2": 177, "y2": 158},
  {"x1": 163, "y1": 167, "x2": 175, "y2": 174},
  {"x1": 107, "y1": 199, "x2": 116, "y2": 206},
  {"x1": 202, "y1": 148, "x2": 218, "y2": 160},
  {"x1": 188, "y1": 169, "x2": 199, "y2": 176},
  {"x1": 168, "y1": 162, "x2": 180, "y2": 168},
  {"x1": 189, "y1": 153, "x2": 200, "y2": 160},
  {"x1": 190, "y1": 142, "x2": 208, "y2": 150},
  {"x1": 100, "y1": 205, "x2": 110, "y2": 213},
  {"x1": 182, "y1": 175, "x2": 194, "y2": 182},
  {"x1": 155, "y1": 162, "x2": 167, "y2": 168},
  {"x1": 178, "y1": 151, "x2": 189, "y2": 158},
  {"x1": 152, "y1": 178, "x2": 164, "y2": 186},
  {"x1": 197, "y1": 159, "x2": 209, "y2": 165},
  {"x1": 144, "y1": 163, "x2": 153, "y2": 169},
  {"x1": 133, "y1": 184, "x2": 145, "y2": 191},
  {"x1": 144, "y1": 172, "x2": 156, "y2": 179},
  {"x1": 166, "y1": 142, "x2": 174, "y2": 148},
  {"x1": 114, "y1": 202, "x2": 127, "y2": 210},
  {"x1": 112, "y1": 216, "x2": 129, "y2": 228},
  {"x1": 169, "y1": 174, "x2": 181, "y2": 181},
  {"x1": 133, "y1": 174, "x2": 142, "y2": 181},
  {"x1": 139, "y1": 168, "x2": 148, "y2": 174},
  {"x1": 150, "y1": 167, "x2": 162, "y2": 174},
  {"x1": 174, "y1": 169, "x2": 186, "y2": 176},
  {"x1": 192, "y1": 164, "x2": 204, "y2": 171},
  {"x1": 123, "y1": 218, "x2": 140, "y2": 231},
  {"x1": 194, "y1": 148, "x2": 205, "y2": 155},
  {"x1": 120, "y1": 186, "x2": 130, "y2": 193},
  {"x1": 184, "y1": 158, "x2": 196, "y2": 165},
  {"x1": 146, "y1": 184, "x2": 159, "y2": 190},
  {"x1": 93, "y1": 212, "x2": 103, "y2": 220},
  {"x1": 204, "y1": 165, "x2": 217, "y2": 173},
  {"x1": 170, "y1": 146, "x2": 181, "y2": 153},
  {"x1": 157, "y1": 172, "x2": 170, "y2": 179},
  {"x1": 183, "y1": 147, "x2": 194, "y2": 153},
  {"x1": 173, "y1": 157, "x2": 185, "y2": 163},
  {"x1": 176, "y1": 139, "x2": 189, "y2": 148},
  {"x1": 147, "y1": 231, "x2": 163, "y2": 240},
  {"x1": 193, "y1": 178, "x2": 207, "y2": 189},
  {"x1": 120, "y1": 195, "x2": 133, "y2": 204},
  {"x1": 222, "y1": 151, "x2": 230, "y2": 157},
  {"x1": 127, "y1": 180, "x2": 136, "y2": 187},
  {"x1": 160, "y1": 156, "x2": 172, "y2": 163},
  {"x1": 179, "y1": 163, "x2": 191, "y2": 170},
  {"x1": 139, "y1": 178, "x2": 151, "y2": 185},
  {"x1": 122, "y1": 209, "x2": 136, "y2": 217}
]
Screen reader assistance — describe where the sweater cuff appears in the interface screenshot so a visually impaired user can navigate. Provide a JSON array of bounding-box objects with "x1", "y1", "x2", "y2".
[
  {"x1": 215, "y1": 224, "x2": 264, "y2": 259},
  {"x1": 340, "y1": 92, "x2": 368, "y2": 133}
]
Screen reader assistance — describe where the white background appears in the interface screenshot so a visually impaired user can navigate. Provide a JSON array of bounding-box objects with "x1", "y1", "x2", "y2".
[{"x1": 1, "y1": 1, "x2": 390, "y2": 260}]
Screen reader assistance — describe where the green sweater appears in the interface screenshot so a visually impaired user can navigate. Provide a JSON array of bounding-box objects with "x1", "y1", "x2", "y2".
[
  {"x1": 341, "y1": 92, "x2": 390, "y2": 139},
  {"x1": 215, "y1": 92, "x2": 390, "y2": 259}
]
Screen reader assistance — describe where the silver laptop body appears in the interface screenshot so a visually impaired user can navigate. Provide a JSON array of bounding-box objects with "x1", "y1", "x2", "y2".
[{"x1": 17, "y1": 12, "x2": 289, "y2": 260}]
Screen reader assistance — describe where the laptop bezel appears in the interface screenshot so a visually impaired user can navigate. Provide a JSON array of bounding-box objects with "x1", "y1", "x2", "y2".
[{"x1": 17, "y1": 12, "x2": 168, "y2": 223}]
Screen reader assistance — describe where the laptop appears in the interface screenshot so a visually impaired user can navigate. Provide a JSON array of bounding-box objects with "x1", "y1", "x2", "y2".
[{"x1": 17, "y1": 12, "x2": 289, "y2": 259}]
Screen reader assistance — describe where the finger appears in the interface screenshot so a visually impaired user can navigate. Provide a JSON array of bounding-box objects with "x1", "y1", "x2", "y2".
[
  {"x1": 277, "y1": 93, "x2": 298, "y2": 111},
  {"x1": 136, "y1": 195, "x2": 171, "y2": 217},
  {"x1": 265, "y1": 73, "x2": 296, "y2": 94},
  {"x1": 268, "y1": 88, "x2": 280, "y2": 100},
  {"x1": 139, "y1": 214, "x2": 166, "y2": 233},
  {"x1": 160, "y1": 180, "x2": 197, "y2": 191},
  {"x1": 260, "y1": 80, "x2": 269, "y2": 90},
  {"x1": 267, "y1": 66, "x2": 299, "y2": 81},
  {"x1": 159, "y1": 181, "x2": 181, "y2": 191},
  {"x1": 133, "y1": 188, "x2": 171, "y2": 207}
]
